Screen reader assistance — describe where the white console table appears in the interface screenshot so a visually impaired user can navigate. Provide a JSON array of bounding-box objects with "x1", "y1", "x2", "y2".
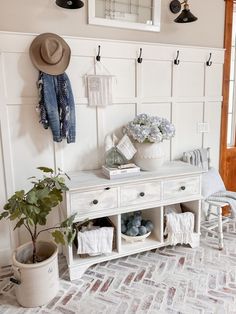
[{"x1": 62, "y1": 161, "x2": 203, "y2": 280}]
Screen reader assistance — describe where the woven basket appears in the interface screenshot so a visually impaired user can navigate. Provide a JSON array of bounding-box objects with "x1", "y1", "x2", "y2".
[{"x1": 74, "y1": 217, "x2": 116, "y2": 258}]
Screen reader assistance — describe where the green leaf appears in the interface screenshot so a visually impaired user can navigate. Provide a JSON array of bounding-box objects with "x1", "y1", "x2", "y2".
[
  {"x1": 26, "y1": 190, "x2": 38, "y2": 205},
  {"x1": 30, "y1": 205, "x2": 41, "y2": 214},
  {"x1": 55, "y1": 181, "x2": 62, "y2": 190},
  {"x1": 9, "y1": 208, "x2": 21, "y2": 220},
  {"x1": 50, "y1": 189, "x2": 63, "y2": 202},
  {"x1": 52, "y1": 230, "x2": 65, "y2": 245},
  {"x1": 60, "y1": 214, "x2": 76, "y2": 228},
  {"x1": 0, "y1": 211, "x2": 9, "y2": 220},
  {"x1": 37, "y1": 167, "x2": 54, "y2": 174},
  {"x1": 58, "y1": 177, "x2": 65, "y2": 184},
  {"x1": 36, "y1": 187, "x2": 50, "y2": 199},
  {"x1": 15, "y1": 190, "x2": 25, "y2": 199},
  {"x1": 66, "y1": 229, "x2": 76, "y2": 246},
  {"x1": 3, "y1": 203, "x2": 11, "y2": 211},
  {"x1": 14, "y1": 218, "x2": 25, "y2": 230},
  {"x1": 28, "y1": 218, "x2": 34, "y2": 226},
  {"x1": 37, "y1": 216, "x2": 47, "y2": 226}
]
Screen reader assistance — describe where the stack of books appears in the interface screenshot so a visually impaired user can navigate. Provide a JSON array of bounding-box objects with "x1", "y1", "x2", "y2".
[{"x1": 102, "y1": 164, "x2": 140, "y2": 179}]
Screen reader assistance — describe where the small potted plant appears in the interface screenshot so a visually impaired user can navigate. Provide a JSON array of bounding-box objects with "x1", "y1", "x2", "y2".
[
  {"x1": 0, "y1": 167, "x2": 77, "y2": 308},
  {"x1": 123, "y1": 113, "x2": 175, "y2": 171}
]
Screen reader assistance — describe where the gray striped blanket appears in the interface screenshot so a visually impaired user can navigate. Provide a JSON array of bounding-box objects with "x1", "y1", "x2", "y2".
[
  {"x1": 206, "y1": 191, "x2": 236, "y2": 217},
  {"x1": 182, "y1": 148, "x2": 209, "y2": 171}
]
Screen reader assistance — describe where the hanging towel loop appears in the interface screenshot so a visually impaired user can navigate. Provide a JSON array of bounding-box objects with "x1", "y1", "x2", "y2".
[
  {"x1": 174, "y1": 50, "x2": 180, "y2": 65},
  {"x1": 206, "y1": 53, "x2": 212, "y2": 66},
  {"x1": 137, "y1": 48, "x2": 143, "y2": 64},
  {"x1": 96, "y1": 45, "x2": 101, "y2": 62}
]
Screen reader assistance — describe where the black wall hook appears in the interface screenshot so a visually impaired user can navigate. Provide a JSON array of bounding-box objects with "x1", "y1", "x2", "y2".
[
  {"x1": 174, "y1": 50, "x2": 180, "y2": 65},
  {"x1": 206, "y1": 53, "x2": 212, "y2": 66},
  {"x1": 137, "y1": 48, "x2": 143, "y2": 63},
  {"x1": 96, "y1": 45, "x2": 101, "y2": 62}
]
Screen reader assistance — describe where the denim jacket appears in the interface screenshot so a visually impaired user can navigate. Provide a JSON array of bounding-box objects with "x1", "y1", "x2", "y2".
[{"x1": 38, "y1": 72, "x2": 76, "y2": 143}]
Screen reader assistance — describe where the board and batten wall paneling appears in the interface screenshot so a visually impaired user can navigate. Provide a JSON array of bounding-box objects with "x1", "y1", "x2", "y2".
[
  {"x1": 172, "y1": 102, "x2": 204, "y2": 159},
  {"x1": 203, "y1": 102, "x2": 222, "y2": 169},
  {"x1": 0, "y1": 32, "x2": 224, "y2": 266},
  {"x1": 173, "y1": 62, "x2": 205, "y2": 98},
  {"x1": 205, "y1": 63, "x2": 224, "y2": 98},
  {"x1": 0, "y1": 50, "x2": 19, "y2": 264},
  {"x1": 141, "y1": 60, "x2": 172, "y2": 99},
  {"x1": 0, "y1": 122, "x2": 12, "y2": 265},
  {"x1": 59, "y1": 106, "x2": 99, "y2": 173}
]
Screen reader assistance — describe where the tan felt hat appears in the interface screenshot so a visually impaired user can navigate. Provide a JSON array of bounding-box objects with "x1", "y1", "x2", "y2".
[{"x1": 29, "y1": 33, "x2": 71, "y2": 75}]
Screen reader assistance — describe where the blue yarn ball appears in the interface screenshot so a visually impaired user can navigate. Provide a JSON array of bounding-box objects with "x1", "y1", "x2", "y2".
[
  {"x1": 145, "y1": 220, "x2": 154, "y2": 232},
  {"x1": 132, "y1": 217, "x2": 141, "y2": 227},
  {"x1": 128, "y1": 214, "x2": 135, "y2": 222},
  {"x1": 126, "y1": 221, "x2": 133, "y2": 229},
  {"x1": 141, "y1": 219, "x2": 147, "y2": 226},
  {"x1": 121, "y1": 224, "x2": 127, "y2": 234},
  {"x1": 126, "y1": 226, "x2": 139, "y2": 236},
  {"x1": 138, "y1": 225, "x2": 147, "y2": 235}
]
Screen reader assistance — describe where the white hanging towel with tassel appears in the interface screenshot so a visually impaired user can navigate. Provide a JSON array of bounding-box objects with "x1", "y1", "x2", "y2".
[
  {"x1": 87, "y1": 75, "x2": 113, "y2": 107},
  {"x1": 164, "y1": 212, "x2": 195, "y2": 246}
]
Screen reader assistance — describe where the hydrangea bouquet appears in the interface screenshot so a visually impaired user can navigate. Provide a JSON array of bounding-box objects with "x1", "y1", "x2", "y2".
[{"x1": 124, "y1": 113, "x2": 175, "y2": 143}]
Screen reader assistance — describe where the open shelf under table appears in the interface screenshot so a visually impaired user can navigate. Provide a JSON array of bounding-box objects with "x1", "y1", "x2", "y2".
[
  {"x1": 70, "y1": 235, "x2": 164, "y2": 267},
  {"x1": 121, "y1": 234, "x2": 163, "y2": 254},
  {"x1": 71, "y1": 245, "x2": 119, "y2": 266}
]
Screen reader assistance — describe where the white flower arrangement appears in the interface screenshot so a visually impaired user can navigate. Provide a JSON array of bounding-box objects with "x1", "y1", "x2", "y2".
[{"x1": 123, "y1": 113, "x2": 175, "y2": 143}]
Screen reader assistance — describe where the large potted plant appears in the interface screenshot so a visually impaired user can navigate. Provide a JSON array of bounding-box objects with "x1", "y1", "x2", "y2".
[
  {"x1": 123, "y1": 113, "x2": 175, "y2": 171},
  {"x1": 0, "y1": 167, "x2": 76, "y2": 308}
]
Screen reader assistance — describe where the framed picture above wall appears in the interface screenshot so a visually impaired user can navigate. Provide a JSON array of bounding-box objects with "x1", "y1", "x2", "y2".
[{"x1": 88, "y1": 0, "x2": 161, "y2": 32}]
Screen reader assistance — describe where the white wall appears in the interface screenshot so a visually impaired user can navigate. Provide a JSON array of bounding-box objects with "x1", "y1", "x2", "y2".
[
  {"x1": 0, "y1": 0, "x2": 225, "y2": 48},
  {"x1": 0, "y1": 32, "x2": 224, "y2": 265}
]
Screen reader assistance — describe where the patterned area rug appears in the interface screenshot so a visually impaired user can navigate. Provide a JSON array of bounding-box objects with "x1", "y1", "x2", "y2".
[{"x1": 1, "y1": 222, "x2": 236, "y2": 314}]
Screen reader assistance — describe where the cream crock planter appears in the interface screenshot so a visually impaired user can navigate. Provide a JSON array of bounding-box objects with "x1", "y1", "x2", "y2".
[
  {"x1": 12, "y1": 241, "x2": 59, "y2": 308},
  {"x1": 134, "y1": 142, "x2": 165, "y2": 171}
]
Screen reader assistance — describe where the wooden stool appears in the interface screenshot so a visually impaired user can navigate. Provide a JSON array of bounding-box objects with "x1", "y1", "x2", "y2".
[{"x1": 201, "y1": 200, "x2": 230, "y2": 250}]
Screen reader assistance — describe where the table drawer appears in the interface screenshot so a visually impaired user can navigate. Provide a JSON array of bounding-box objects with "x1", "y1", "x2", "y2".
[
  {"x1": 120, "y1": 181, "x2": 161, "y2": 207},
  {"x1": 70, "y1": 187, "x2": 118, "y2": 214},
  {"x1": 163, "y1": 176, "x2": 200, "y2": 200}
]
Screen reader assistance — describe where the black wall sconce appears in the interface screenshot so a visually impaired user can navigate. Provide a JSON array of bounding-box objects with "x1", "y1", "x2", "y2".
[
  {"x1": 169, "y1": 0, "x2": 198, "y2": 23},
  {"x1": 56, "y1": 0, "x2": 84, "y2": 9}
]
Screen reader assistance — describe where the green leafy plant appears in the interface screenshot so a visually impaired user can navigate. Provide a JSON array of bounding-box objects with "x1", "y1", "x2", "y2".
[{"x1": 0, "y1": 167, "x2": 77, "y2": 263}]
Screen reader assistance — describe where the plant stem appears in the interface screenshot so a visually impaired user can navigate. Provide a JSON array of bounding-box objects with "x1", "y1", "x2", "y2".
[
  {"x1": 24, "y1": 222, "x2": 37, "y2": 263},
  {"x1": 32, "y1": 236, "x2": 37, "y2": 263},
  {"x1": 36, "y1": 225, "x2": 62, "y2": 238},
  {"x1": 23, "y1": 222, "x2": 33, "y2": 238}
]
